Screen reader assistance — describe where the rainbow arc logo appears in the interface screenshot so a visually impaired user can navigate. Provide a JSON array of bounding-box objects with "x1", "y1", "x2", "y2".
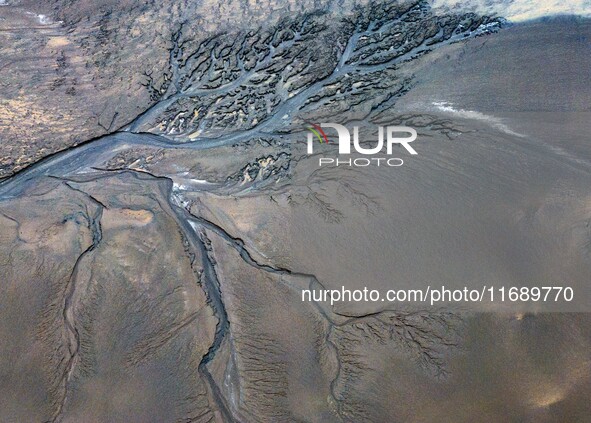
[{"x1": 307, "y1": 123, "x2": 330, "y2": 144}]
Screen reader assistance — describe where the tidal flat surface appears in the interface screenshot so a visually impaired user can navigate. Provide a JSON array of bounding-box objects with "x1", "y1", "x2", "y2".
[{"x1": 1, "y1": 1, "x2": 590, "y2": 421}]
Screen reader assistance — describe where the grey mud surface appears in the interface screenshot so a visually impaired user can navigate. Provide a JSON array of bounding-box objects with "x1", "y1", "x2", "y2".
[{"x1": 1, "y1": 1, "x2": 591, "y2": 421}]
